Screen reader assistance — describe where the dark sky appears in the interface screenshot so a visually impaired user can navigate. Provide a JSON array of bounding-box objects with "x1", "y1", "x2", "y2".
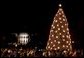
[{"x1": 1, "y1": 0, "x2": 84, "y2": 48}]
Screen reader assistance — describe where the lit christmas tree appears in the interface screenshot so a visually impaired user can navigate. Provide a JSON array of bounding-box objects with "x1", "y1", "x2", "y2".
[{"x1": 46, "y1": 4, "x2": 72, "y2": 52}]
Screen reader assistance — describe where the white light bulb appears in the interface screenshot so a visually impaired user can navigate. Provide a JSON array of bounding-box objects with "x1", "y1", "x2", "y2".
[
  {"x1": 52, "y1": 25, "x2": 53, "y2": 27},
  {"x1": 62, "y1": 11, "x2": 63, "y2": 14},
  {"x1": 66, "y1": 35, "x2": 69, "y2": 38},
  {"x1": 66, "y1": 46, "x2": 68, "y2": 48},
  {"x1": 59, "y1": 9, "x2": 62, "y2": 11},
  {"x1": 57, "y1": 24, "x2": 59, "y2": 27},
  {"x1": 59, "y1": 33, "x2": 61, "y2": 35},
  {"x1": 58, "y1": 41, "x2": 60, "y2": 44},
  {"x1": 53, "y1": 44, "x2": 55, "y2": 47},
  {"x1": 62, "y1": 35, "x2": 65, "y2": 38},
  {"x1": 64, "y1": 50, "x2": 67, "y2": 53},
  {"x1": 61, "y1": 25, "x2": 64, "y2": 28},
  {"x1": 53, "y1": 26, "x2": 55, "y2": 29},
  {"x1": 56, "y1": 36, "x2": 58, "y2": 38},
  {"x1": 63, "y1": 45, "x2": 65, "y2": 47},
  {"x1": 72, "y1": 41, "x2": 74, "y2": 43},
  {"x1": 63, "y1": 19, "x2": 65, "y2": 21},
  {"x1": 50, "y1": 30, "x2": 53, "y2": 32},
  {"x1": 52, "y1": 35, "x2": 54, "y2": 37},
  {"x1": 67, "y1": 28, "x2": 69, "y2": 31},
  {"x1": 62, "y1": 15, "x2": 65, "y2": 17},
  {"x1": 48, "y1": 46, "x2": 50, "y2": 48},
  {"x1": 55, "y1": 31, "x2": 57, "y2": 33},
  {"x1": 59, "y1": 13, "x2": 61, "y2": 15},
  {"x1": 60, "y1": 21, "x2": 62, "y2": 23},
  {"x1": 57, "y1": 47, "x2": 60, "y2": 49},
  {"x1": 65, "y1": 24, "x2": 67, "y2": 26},
  {"x1": 63, "y1": 30, "x2": 65, "y2": 32},
  {"x1": 47, "y1": 43, "x2": 49, "y2": 45},
  {"x1": 54, "y1": 40, "x2": 56, "y2": 42},
  {"x1": 69, "y1": 43, "x2": 70, "y2": 45},
  {"x1": 55, "y1": 20, "x2": 58, "y2": 22},
  {"x1": 67, "y1": 32, "x2": 69, "y2": 34},
  {"x1": 51, "y1": 42, "x2": 53, "y2": 44},
  {"x1": 63, "y1": 39, "x2": 65, "y2": 41},
  {"x1": 59, "y1": 18, "x2": 61, "y2": 20},
  {"x1": 66, "y1": 41, "x2": 69, "y2": 43},
  {"x1": 59, "y1": 4, "x2": 62, "y2": 7},
  {"x1": 54, "y1": 48, "x2": 57, "y2": 50},
  {"x1": 50, "y1": 48, "x2": 52, "y2": 50},
  {"x1": 58, "y1": 28, "x2": 60, "y2": 30},
  {"x1": 68, "y1": 49, "x2": 69, "y2": 51},
  {"x1": 49, "y1": 38, "x2": 51, "y2": 40},
  {"x1": 56, "y1": 14, "x2": 57, "y2": 16},
  {"x1": 54, "y1": 17, "x2": 56, "y2": 20},
  {"x1": 69, "y1": 36, "x2": 70, "y2": 38}
]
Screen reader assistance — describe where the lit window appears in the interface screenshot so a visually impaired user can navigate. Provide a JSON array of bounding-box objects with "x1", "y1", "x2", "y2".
[{"x1": 56, "y1": 36, "x2": 58, "y2": 38}]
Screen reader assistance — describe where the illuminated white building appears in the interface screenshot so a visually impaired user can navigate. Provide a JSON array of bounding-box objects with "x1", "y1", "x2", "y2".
[{"x1": 18, "y1": 33, "x2": 30, "y2": 45}]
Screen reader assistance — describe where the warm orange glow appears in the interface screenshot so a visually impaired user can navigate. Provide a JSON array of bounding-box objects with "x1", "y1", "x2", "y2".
[{"x1": 46, "y1": 4, "x2": 72, "y2": 52}]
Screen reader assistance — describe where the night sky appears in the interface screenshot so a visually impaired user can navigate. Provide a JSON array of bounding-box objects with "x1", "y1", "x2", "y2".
[{"x1": 1, "y1": 0, "x2": 84, "y2": 48}]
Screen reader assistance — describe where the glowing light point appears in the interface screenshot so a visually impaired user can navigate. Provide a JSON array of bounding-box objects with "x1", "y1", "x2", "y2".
[{"x1": 59, "y1": 4, "x2": 62, "y2": 7}]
